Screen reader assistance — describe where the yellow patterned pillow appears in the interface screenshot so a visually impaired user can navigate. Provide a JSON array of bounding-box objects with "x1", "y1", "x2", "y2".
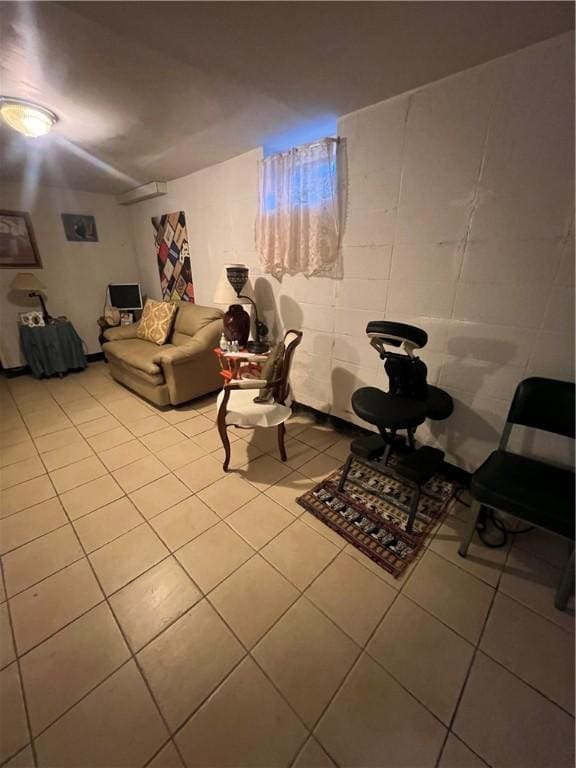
[{"x1": 137, "y1": 299, "x2": 178, "y2": 345}]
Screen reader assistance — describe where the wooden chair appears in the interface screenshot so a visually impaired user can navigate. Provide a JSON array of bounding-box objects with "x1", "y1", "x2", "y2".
[{"x1": 216, "y1": 330, "x2": 303, "y2": 471}]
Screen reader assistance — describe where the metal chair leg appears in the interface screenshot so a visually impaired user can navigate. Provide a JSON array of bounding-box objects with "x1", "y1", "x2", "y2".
[
  {"x1": 405, "y1": 487, "x2": 420, "y2": 534},
  {"x1": 458, "y1": 499, "x2": 482, "y2": 557},
  {"x1": 337, "y1": 454, "x2": 354, "y2": 493},
  {"x1": 555, "y1": 548, "x2": 574, "y2": 611}
]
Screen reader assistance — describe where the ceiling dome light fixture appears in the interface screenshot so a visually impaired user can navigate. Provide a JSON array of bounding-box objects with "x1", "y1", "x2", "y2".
[{"x1": 0, "y1": 97, "x2": 57, "y2": 138}]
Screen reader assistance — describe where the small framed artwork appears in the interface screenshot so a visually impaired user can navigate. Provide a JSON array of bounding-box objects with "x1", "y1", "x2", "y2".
[
  {"x1": 0, "y1": 210, "x2": 42, "y2": 269},
  {"x1": 61, "y1": 213, "x2": 98, "y2": 242}
]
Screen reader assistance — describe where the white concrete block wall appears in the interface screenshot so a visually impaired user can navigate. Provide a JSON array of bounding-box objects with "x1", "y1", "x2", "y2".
[{"x1": 128, "y1": 32, "x2": 574, "y2": 472}]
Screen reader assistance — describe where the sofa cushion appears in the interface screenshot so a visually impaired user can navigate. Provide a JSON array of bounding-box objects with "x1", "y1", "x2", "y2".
[
  {"x1": 103, "y1": 338, "x2": 174, "y2": 376},
  {"x1": 171, "y1": 302, "x2": 224, "y2": 346},
  {"x1": 137, "y1": 299, "x2": 178, "y2": 345}
]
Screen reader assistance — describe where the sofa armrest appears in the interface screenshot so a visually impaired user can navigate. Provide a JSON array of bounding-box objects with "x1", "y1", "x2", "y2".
[
  {"x1": 154, "y1": 340, "x2": 204, "y2": 366},
  {"x1": 103, "y1": 323, "x2": 140, "y2": 342}
]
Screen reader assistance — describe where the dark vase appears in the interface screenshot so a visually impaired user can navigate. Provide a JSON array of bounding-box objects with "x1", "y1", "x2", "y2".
[{"x1": 224, "y1": 304, "x2": 251, "y2": 347}]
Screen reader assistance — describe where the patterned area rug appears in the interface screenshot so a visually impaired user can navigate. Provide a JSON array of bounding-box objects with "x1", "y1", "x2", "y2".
[{"x1": 297, "y1": 456, "x2": 456, "y2": 577}]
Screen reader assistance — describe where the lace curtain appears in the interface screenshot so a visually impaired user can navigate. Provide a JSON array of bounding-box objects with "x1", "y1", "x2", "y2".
[{"x1": 256, "y1": 138, "x2": 340, "y2": 278}]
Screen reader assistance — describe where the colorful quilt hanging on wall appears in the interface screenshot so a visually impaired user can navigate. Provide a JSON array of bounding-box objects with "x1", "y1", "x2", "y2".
[{"x1": 151, "y1": 211, "x2": 195, "y2": 302}]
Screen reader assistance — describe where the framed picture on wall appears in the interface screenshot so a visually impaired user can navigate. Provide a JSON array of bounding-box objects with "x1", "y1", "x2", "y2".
[
  {"x1": 61, "y1": 213, "x2": 98, "y2": 242},
  {"x1": 0, "y1": 210, "x2": 42, "y2": 269}
]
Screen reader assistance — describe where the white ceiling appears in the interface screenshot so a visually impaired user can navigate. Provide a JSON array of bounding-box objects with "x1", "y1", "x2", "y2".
[{"x1": 1, "y1": 1, "x2": 573, "y2": 194}]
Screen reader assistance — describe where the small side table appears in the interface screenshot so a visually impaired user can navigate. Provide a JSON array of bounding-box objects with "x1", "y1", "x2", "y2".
[
  {"x1": 19, "y1": 321, "x2": 87, "y2": 378},
  {"x1": 214, "y1": 349, "x2": 269, "y2": 380}
]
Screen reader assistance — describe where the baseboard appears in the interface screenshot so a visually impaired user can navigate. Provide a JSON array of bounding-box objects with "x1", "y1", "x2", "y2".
[
  {"x1": 292, "y1": 400, "x2": 471, "y2": 487},
  {"x1": 86, "y1": 352, "x2": 105, "y2": 363}
]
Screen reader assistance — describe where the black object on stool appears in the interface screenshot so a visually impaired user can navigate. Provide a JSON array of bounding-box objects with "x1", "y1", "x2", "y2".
[{"x1": 338, "y1": 321, "x2": 453, "y2": 533}]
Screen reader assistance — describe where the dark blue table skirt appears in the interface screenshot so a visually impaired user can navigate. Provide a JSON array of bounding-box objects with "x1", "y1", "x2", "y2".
[{"x1": 19, "y1": 321, "x2": 87, "y2": 378}]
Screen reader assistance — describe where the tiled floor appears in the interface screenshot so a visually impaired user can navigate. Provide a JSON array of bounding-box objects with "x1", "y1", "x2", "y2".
[{"x1": 0, "y1": 362, "x2": 574, "y2": 768}]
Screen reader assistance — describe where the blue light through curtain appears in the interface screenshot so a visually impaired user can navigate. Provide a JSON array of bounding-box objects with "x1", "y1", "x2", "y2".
[{"x1": 256, "y1": 138, "x2": 340, "y2": 278}]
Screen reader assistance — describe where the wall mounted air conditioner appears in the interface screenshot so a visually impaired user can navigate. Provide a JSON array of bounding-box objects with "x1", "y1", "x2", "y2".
[{"x1": 116, "y1": 181, "x2": 167, "y2": 206}]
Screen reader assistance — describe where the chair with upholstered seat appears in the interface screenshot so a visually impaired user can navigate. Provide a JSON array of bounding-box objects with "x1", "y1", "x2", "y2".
[
  {"x1": 217, "y1": 330, "x2": 302, "y2": 470},
  {"x1": 459, "y1": 376, "x2": 575, "y2": 610}
]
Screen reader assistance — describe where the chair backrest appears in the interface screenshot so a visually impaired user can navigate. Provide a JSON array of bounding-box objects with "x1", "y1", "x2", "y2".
[
  {"x1": 276, "y1": 330, "x2": 303, "y2": 405},
  {"x1": 506, "y1": 377, "x2": 575, "y2": 439}
]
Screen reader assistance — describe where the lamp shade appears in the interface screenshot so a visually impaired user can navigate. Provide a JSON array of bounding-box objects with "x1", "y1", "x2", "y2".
[
  {"x1": 213, "y1": 263, "x2": 253, "y2": 305},
  {"x1": 10, "y1": 272, "x2": 46, "y2": 293}
]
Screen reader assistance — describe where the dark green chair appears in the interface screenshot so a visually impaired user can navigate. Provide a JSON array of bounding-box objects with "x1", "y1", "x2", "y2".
[{"x1": 459, "y1": 377, "x2": 575, "y2": 610}]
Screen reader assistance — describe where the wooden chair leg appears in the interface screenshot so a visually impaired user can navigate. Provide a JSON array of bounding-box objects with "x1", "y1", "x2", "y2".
[
  {"x1": 277, "y1": 423, "x2": 287, "y2": 462},
  {"x1": 217, "y1": 416, "x2": 231, "y2": 471},
  {"x1": 555, "y1": 548, "x2": 574, "y2": 611},
  {"x1": 458, "y1": 499, "x2": 482, "y2": 557}
]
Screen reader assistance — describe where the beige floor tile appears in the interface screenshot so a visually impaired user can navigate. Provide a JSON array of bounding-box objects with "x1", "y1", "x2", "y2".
[
  {"x1": 73, "y1": 497, "x2": 144, "y2": 552},
  {"x1": 112, "y1": 455, "x2": 170, "y2": 493},
  {"x1": 0, "y1": 578, "x2": 5, "y2": 603},
  {"x1": 0, "y1": 456, "x2": 46, "y2": 491},
  {"x1": 109, "y1": 398, "x2": 155, "y2": 423},
  {"x1": 438, "y1": 734, "x2": 488, "y2": 768},
  {"x1": 210, "y1": 555, "x2": 299, "y2": 648},
  {"x1": 176, "y1": 522, "x2": 254, "y2": 593},
  {"x1": 343, "y1": 540, "x2": 422, "y2": 591},
  {"x1": 59, "y1": 474, "x2": 124, "y2": 520},
  {"x1": 41, "y1": 440, "x2": 94, "y2": 472},
  {"x1": 191, "y1": 426, "x2": 239, "y2": 453},
  {"x1": 0, "y1": 475, "x2": 55, "y2": 519},
  {"x1": 129, "y1": 474, "x2": 191, "y2": 520},
  {"x1": 211, "y1": 435, "x2": 265, "y2": 471},
  {"x1": 306, "y1": 553, "x2": 396, "y2": 645},
  {"x1": 254, "y1": 597, "x2": 359, "y2": 727},
  {"x1": 0, "y1": 441, "x2": 38, "y2": 469},
  {"x1": 175, "y1": 454, "x2": 227, "y2": 492},
  {"x1": 297, "y1": 425, "x2": 341, "y2": 451},
  {"x1": 86, "y1": 425, "x2": 134, "y2": 452},
  {"x1": 315, "y1": 653, "x2": 446, "y2": 767},
  {"x1": 240, "y1": 454, "x2": 293, "y2": 491},
  {"x1": 89, "y1": 523, "x2": 169, "y2": 595},
  {"x1": 149, "y1": 496, "x2": 219, "y2": 551},
  {"x1": 0, "y1": 498, "x2": 67, "y2": 555},
  {"x1": 3, "y1": 525, "x2": 84, "y2": 597},
  {"x1": 68, "y1": 404, "x2": 110, "y2": 425},
  {"x1": 177, "y1": 414, "x2": 214, "y2": 438},
  {"x1": 227, "y1": 494, "x2": 294, "y2": 549},
  {"x1": 499, "y1": 547, "x2": 575, "y2": 632},
  {"x1": 0, "y1": 663, "x2": 29, "y2": 763},
  {"x1": 239, "y1": 427, "x2": 280, "y2": 453},
  {"x1": 453, "y1": 652, "x2": 574, "y2": 768},
  {"x1": 404, "y1": 550, "x2": 494, "y2": 644},
  {"x1": 49, "y1": 456, "x2": 107, "y2": 494},
  {"x1": 367, "y1": 595, "x2": 474, "y2": 724},
  {"x1": 293, "y1": 737, "x2": 337, "y2": 768},
  {"x1": 175, "y1": 656, "x2": 307, "y2": 767},
  {"x1": 110, "y1": 557, "x2": 202, "y2": 651},
  {"x1": 261, "y1": 519, "x2": 340, "y2": 590},
  {"x1": 0, "y1": 603, "x2": 15, "y2": 668},
  {"x1": 98, "y1": 439, "x2": 150, "y2": 471},
  {"x1": 264, "y1": 470, "x2": 315, "y2": 516},
  {"x1": 147, "y1": 741, "x2": 184, "y2": 768},
  {"x1": 141, "y1": 426, "x2": 186, "y2": 453},
  {"x1": 35, "y1": 661, "x2": 168, "y2": 768},
  {"x1": 125, "y1": 414, "x2": 169, "y2": 437},
  {"x1": 27, "y1": 415, "x2": 73, "y2": 438},
  {"x1": 280, "y1": 438, "x2": 321, "y2": 470},
  {"x1": 512, "y1": 528, "x2": 572, "y2": 568},
  {"x1": 481, "y1": 592, "x2": 574, "y2": 713},
  {"x1": 156, "y1": 439, "x2": 207, "y2": 470},
  {"x1": 10, "y1": 559, "x2": 103, "y2": 654},
  {"x1": 2, "y1": 745, "x2": 35, "y2": 767},
  {"x1": 429, "y1": 516, "x2": 508, "y2": 587},
  {"x1": 299, "y1": 452, "x2": 341, "y2": 483},
  {"x1": 324, "y1": 436, "x2": 352, "y2": 462},
  {"x1": 300, "y1": 511, "x2": 349, "y2": 550},
  {"x1": 20, "y1": 602, "x2": 129, "y2": 734},
  {"x1": 77, "y1": 414, "x2": 121, "y2": 437},
  {"x1": 1, "y1": 429, "x2": 30, "y2": 449},
  {"x1": 139, "y1": 599, "x2": 245, "y2": 729},
  {"x1": 197, "y1": 473, "x2": 260, "y2": 518},
  {"x1": 159, "y1": 404, "x2": 201, "y2": 425}
]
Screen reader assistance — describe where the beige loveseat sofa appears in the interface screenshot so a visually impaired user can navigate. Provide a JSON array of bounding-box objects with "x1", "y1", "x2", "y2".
[{"x1": 103, "y1": 302, "x2": 224, "y2": 406}]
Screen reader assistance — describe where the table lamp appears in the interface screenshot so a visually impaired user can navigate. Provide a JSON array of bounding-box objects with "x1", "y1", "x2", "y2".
[
  {"x1": 226, "y1": 265, "x2": 268, "y2": 353},
  {"x1": 10, "y1": 272, "x2": 52, "y2": 323}
]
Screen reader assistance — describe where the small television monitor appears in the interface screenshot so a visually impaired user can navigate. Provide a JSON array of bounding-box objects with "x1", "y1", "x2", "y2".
[{"x1": 108, "y1": 283, "x2": 143, "y2": 311}]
